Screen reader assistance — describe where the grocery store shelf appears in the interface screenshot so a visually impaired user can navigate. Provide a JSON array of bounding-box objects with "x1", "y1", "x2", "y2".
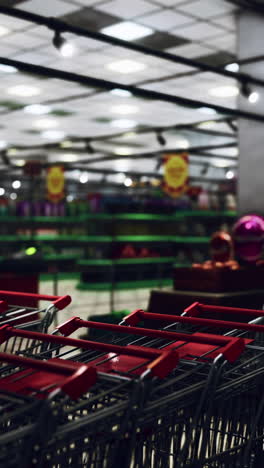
[
  {"x1": 113, "y1": 235, "x2": 210, "y2": 243},
  {"x1": 112, "y1": 211, "x2": 236, "y2": 221},
  {"x1": 44, "y1": 254, "x2": 80, "y2": 261},
  {"x1": 76, "y1": 278, "x2": 173, "y2": 291},
  {"x1": 40, "y1": 272, "x2": 80, "y2": 281},
  {"x1": 0, "y1": 235, "x2": 210, "y2": 243},
  {"x1": 0, "y1": 211, "x2": 236, "y2": 224},
  {"x1": 0, "y1": 235, "x2": 112, "y2": 243},
  {"x1": 78, "y1": 257, "x2": 176, "y2": 266}
]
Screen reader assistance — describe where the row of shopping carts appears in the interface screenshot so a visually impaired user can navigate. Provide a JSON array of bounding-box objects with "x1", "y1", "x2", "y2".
[{"x1": 0, "y1": 290, "x2": 263, "y2": 467}]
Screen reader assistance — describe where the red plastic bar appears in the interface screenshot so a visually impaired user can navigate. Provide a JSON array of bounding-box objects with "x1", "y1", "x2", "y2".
[
  {"x1": 0, "y1": 290, "x2": 71, "y2": 310},
  {"x1": 0, "y1": 325, "x2": 179, "y2": 379},
  {"x1": 55, "y1": 316, "x2": 246, "y2": 363},
  {"x1": 123, "y1": 309, "x2": 264, "y2": 334},
  {"x1": 0, "y1": 352, "x2": 97, "y2": 399},
  {"x1": 185, "y1": 302, "x2": 264, "y2": 319},
  {"x1": 0, "y1": 301, "x2": 7, "y2": 314}
]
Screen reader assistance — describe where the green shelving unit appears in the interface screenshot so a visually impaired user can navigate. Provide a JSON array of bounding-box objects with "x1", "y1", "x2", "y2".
[
  {"x1": 0, "y1": 211, "x2": 236, "y2": 224},
  {"x1": 0, "y1": 210, "x2": 236, "y2": 295},
  {"x1": 78, "y1": 257, "x2": 176, "y2": 266},
  {"x1": 77, "y1": 278, "x2": 173, "y2": 291}
]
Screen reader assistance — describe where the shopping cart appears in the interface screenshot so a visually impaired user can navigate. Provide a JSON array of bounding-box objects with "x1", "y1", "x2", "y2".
[
  {"x1": 53, "y1": 316, "x2": 252, "y2": 468},
  {"x1": 116, "y1": 307, "x2": 264, "y2": 467},
  {"x1": 0, "y1": 351, "x2": 97, "y2": 468},
  {"x1": 0, "y1": 324, "x2": 181, "y2": 468},
  {"x1": 0, "y1": 290, "x2": 71, "y2": 333}
]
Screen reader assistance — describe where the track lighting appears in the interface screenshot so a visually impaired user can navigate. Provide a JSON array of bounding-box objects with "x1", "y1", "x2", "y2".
[
  {"x1": 241, "y1": 82, "x2": 259, "y2": 104},
  {"x1": 86, "y1": 141, "x2": 95, "y2": 154},
  {"x1": 201, "y1": 165, "x2": 209, "y2": 176},
  {"x1": 156, "y1": 131, "x2": 166, "y2": 146},
  {"x1": 1, "y1": 150, "x2": 10, "y2": 166},
  {"x1": 155, "y1": 159, "x2": 163, "y2": 171},
  {"x1": 52, "y1": 31, "x2": 75, "y2": 58},
  {"x1": 225, "y1": 169, "x2": 234, "y2": 180}
]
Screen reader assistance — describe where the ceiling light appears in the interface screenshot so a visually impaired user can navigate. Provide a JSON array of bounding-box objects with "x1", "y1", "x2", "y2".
[
  {"x1": 60, "y1": 140, "x2": 73, "y2": 148},
  {"x1": 107, "y1": 59, "x2": 146, "y2": 74},
  {"x1": 225, "y1": 147, "x2": 238, "y2": 157},
  {"x1": 0, "y1": 26, "x2": 9, "y2": 37},
  {"x1": 0, "y1": 188, "x2": 5, "y2": 196},
  {"x1": 124, "y1": 177, "x2": 132, "y2": 187},
  {"x1": 116, "y1": 173, "x2": 126, "y2": 183},
  {"x1": 34, "y1": 119, "x2": 58, "y2": 129},
  {"x1": 41, "y1": 130, "x2": 66, "y2": 140},
  {"x1": 114, "y1": 160, "x2": 130, "y2": 172},
  {"x1": 248, "y1": 91, "x2": 259, "y2": 104},
  {"x1": 111, "y1": 119, "x2": 137, "y2": 129},
  {"x1": 14, "y1": 159, "x2": 25, "y2": 167},
  {"x1": 209, "y1": 86, "x2": 239, "y2": 98},
  {"x1": 52, "y1": 31, "x2": 75, "y2": 58},
  {"x1": 80, "y1": 172, "x2": 89, "y2": 184},
  {"x1": 110, "y1": 105, "x2": 138, "y2": 115},
  {"x1": 101, "y1": 21, "x2": 153, "y2": 41},
  {"x1": 198, "y1": 107, "x2": 217, "y2": 115},
  {"x1": 12, "y1": 180, "x2": 21, "y2": 189},
  {"x1": 121, "y1": 132, "x2": 137, "y2": 139},
  {"x1": 110, "y1": 88, "x2": 132, "y2": 97},
  {"x1": 212, "y1": 159, "x2": 234, "y2": 168},
  {"x1": 24, "y1": 104, "x2": 51, "y2": 115},
  {"x1": 114, "y1": 147, "x2": 133, "y2": 156},
  {"x1": 0, "y1": 141, "x2": 7, "y2": 150},
  {"x1": 225, "y1": 63, "x2": 239, "y2": 73},
  {"x1": 7, "y1": 148, "x2": 17, "y2": 157},
  {"x1": 197, "y1": 120, "x2": 217, "y2": 129},
  {"x1": 10, "y1": 193, "x2": 17, "y2": 200},
  {"x1": 226, "y1": 170, "x2": 235, "y2": 179},
  {"x1": 60, "y1": 153, "x2": 79, "y2": 162},
  {"x1": 7, "y1": 85, "x2": 41, "y2": 97},
  {"x1": 0, "y1": 64, "x2": 17, "y2": 73},
  {"x1": 176, "y1": 138, "x2": 189, "y2": 149},
  {"x1": 240, "y1": 81, "x2": 259, "y2": 104}
]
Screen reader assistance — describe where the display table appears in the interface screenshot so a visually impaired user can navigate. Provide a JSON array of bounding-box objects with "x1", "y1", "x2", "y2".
[
  {"x1": 147, "y1": 288, "x2": 264, "y2": 315},
  {"x1": 0, "y1": 259, "x2": 45, "y2": 307}
]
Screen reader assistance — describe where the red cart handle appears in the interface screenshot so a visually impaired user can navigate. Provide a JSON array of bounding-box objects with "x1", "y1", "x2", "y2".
[
  {"x1": 0, "y1": 352, "x2": 96, "y2": 400},
  {"x1": 0, "y1": 290, "x2": 71, "y2": 310},
  {"x1": 0, "y1": 325, "x2": 179, "y2": 379},
  {"x1": 55, "y1": 316, "x2": 246, "y2": 364},
  {"x1": 185, "y1": 302, "x2": 264, "y2": 319},
  {"x1": 0, "y1": 301, "x2": 7, "y2": 314},
  {"x1": 123, "y1": 308, "x2": 264, "y2": 336}
]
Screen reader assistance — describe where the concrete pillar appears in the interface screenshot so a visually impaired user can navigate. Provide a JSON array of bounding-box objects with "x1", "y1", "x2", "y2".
[{"x1": 238, "y1": 11, "x2": 264, "y2": 215}]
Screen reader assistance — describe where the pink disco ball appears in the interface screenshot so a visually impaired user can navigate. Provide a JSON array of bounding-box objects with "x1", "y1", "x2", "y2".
[{"x1": 233, "y1": 215, "x2": 264, "y2": 262}]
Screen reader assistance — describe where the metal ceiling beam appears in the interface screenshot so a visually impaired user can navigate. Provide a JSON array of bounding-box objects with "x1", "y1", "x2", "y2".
[
  {"x1": 66, "y1": 142, "x2": 237, "y2": 166},
  {"x1": 1, "y1": 57, "x2": 264, "y2": 124},
  {"x1": 3, "y1": 119, "x2": 235, "y2": 151},
  {"x1": 0, "y1": 5, "x2": 263, "y2": 88}
]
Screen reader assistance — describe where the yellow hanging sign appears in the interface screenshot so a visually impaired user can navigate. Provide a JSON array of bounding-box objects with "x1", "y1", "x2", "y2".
[
  {"x1": 163, "y1": 153, "x2": 189, "y2": 198},
  {"x1": 46, "y1": 166, "x2": 65, "y2": 203}
]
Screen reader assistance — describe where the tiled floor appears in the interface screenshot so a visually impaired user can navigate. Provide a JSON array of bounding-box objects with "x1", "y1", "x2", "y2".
[{"x1": 40, "y1": 278, "x2": 150, "y2": 336}]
